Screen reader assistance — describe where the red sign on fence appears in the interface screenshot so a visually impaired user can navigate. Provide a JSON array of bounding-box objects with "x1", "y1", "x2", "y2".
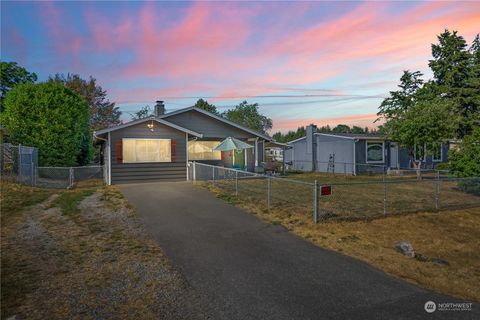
[{"x1": 320, "y1": 185, "x2": 332, "y2": 196}]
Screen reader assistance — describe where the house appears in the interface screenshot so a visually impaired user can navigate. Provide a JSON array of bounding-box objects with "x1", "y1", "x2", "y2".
[
  {"x1": 265, "y1": 146, "x2": 284, "y2": 162},
  {"x1": 284, "y1": 124, "x2": 449, "y2": 174},
  {"x1": 94, "y1": 101, "x2": 271, "y2": 184}
]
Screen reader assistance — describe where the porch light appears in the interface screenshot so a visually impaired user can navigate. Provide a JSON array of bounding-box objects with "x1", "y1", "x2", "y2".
[{"x1": 147, "y1": 120, "x2": 154, "y2": 131}]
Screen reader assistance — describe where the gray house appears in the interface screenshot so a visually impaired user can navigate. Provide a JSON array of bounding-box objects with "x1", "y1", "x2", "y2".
[
  {"x1": 284, "y1": 124, "x2": 449, "y2": 174},
  {"x1": 94, "y1": 101, "x2": 271, "y2": 184}
]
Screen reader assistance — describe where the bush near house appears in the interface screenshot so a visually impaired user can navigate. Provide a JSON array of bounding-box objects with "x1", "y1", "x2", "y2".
[{"x1": 0, "y1": 82, "x2": 92, "y2": 166}]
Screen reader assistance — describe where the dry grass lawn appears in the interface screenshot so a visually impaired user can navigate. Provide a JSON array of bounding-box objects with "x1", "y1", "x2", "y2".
[
  {"x1": 1, "y1": 182, "x2": 209, "y2": 319},
  {"x1": 200, "y1": 181, "x2": 480, "y2": 302},
  {"x1": 208, "y1": 171, "x2": 480, "y2": 219}
]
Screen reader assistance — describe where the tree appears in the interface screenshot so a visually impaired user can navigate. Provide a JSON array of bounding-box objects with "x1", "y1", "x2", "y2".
[
  {"x1": 0, "y1": 82, "x2": 92, "y2": 166},
  {"x1": 222, "y1": 101, "x2": 272, "y2": 134},
  {"x1": 351, "y1": 126, "x2": 365, "y2": 134},
  {"x1": 49, "y1": 73, "x2": 121, "y2": 130},
  {"x1": 428, "y1": 30, "x2": 479, "y2": 137},
  {"x1": 449, "y1": 127, "x2": 480, "y2": 177},
  {"x1": 193, "y1": 98, "x2": 218, "y2": 114},
  {"x1": 331, "y1": 124, "x2": 351, "y2": 133},
  {"x1": 0, "y1": 62, "x2": 37, "y2": 111},
  {"x1": 130, "y1": 105, "x2": 152, "y2": 120},
  {"x1": 377, "y1": 70, "x2": 424, "y2": 121}
]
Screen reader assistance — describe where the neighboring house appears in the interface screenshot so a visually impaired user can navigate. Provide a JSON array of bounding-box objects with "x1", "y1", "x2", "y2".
[
  {"x1": 265, "y1": 146, "x2": 284, "y2": 162},
  {"x1": 284, "y1": 124, "x2": 449, "y2": 174},
  {"x1": 94, "y1": 101, "x2": 271, "y2": 184}
]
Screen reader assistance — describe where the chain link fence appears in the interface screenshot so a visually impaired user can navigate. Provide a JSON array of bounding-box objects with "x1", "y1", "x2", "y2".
[
  {"x1": 287, "y1": 159, "x2": 450, "y2": 180},
  {"x1": 189, "y1": 161, "x2": 480, "y2": 223},
  {"x1": 1, "y1": 143, "x2": 104, "y2": 189}
]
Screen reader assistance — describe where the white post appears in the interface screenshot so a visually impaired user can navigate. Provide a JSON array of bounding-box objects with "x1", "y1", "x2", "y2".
[
  {"x1": 193, "y1": 161, "x2": 196, "y2": 181},
  {"x1": 212, "y1": 166, "x2": 215, "y2": 183},
  {"x1": 254, "y1": 138, "x2": 258, "y2": 167},
  {"x1": 244, "y1": 149, "x2": 247, "y2": 171}
]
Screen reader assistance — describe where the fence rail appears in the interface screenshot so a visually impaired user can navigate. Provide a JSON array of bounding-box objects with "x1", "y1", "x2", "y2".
[
  {"x1": 288, "y1": 159, "x2": 450, "y2": 178},
  {"x1": 189, "y1": 161, "x2": 480, "y2": 223}
]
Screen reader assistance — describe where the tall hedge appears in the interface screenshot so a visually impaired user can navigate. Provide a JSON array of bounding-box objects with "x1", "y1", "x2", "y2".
[{"x1": 1, "y1": 82, "x2": 92, "y2": 166}]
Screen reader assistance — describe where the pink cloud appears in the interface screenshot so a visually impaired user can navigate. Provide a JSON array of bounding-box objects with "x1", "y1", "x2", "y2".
[{"x1": 273, "y1": 113, "x2": 381, "y2": 132}]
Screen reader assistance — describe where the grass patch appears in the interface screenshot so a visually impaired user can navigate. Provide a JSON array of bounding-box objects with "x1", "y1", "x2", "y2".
[
  {"x1": 50, "y1": 188, "x2": 96, "y2": 216},
  {"x1": 200, "y1": 181, "x2": 480, "y2": 302},
  {"x1": 0, "y1": 182, "x2": 56, "y2": 219}
]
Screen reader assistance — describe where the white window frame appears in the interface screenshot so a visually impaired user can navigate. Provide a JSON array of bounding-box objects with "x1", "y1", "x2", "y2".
[
  {"x1": 432, "y1": 143, "x2": 443, "y2": 162},
  {"x1": 365, "y1": 141, "x2": 385, "y2": 163},
  {"x1": 414, "y1": 143, "x2": 426, "y2": 162},
  {"x1": 122, "y1": 138, "x2": 172, "y2": 163}
]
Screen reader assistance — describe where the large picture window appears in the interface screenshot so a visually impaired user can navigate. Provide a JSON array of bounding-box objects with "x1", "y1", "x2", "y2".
[
  {"x1": 188, "y1": 141, "x2": 222, "y2": 160},
  {"x1": 123, "y1": 139, "x2": 171, "y2": 163},
  {"x1": 366, "y1": 141, "x2": 384, "y2": 163}
]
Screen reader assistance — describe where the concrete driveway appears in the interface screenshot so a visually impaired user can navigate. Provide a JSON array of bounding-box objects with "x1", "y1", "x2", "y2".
[{"x1": 119, "y1": 182, "x2": 478, "y2": 320}]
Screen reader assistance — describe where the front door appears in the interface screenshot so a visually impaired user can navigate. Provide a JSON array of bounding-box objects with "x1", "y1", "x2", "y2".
[
  {"x1": 390, "y1": 143, "x2": 399, "y2": 169},
  {"x1": 233, "y1": 149, "x2": 245, "y2": 169}
]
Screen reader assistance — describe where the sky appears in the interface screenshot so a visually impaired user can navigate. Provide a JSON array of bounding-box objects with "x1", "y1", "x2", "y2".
[{"x1": 1, "y1": 1, "x2": 479, "y2": 133}]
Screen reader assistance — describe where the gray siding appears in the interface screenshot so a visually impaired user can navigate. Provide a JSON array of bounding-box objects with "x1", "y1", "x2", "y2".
[
  {"x1": 110, "y1": 121, "x2": 187, "y2": 184},
  {"x1": 316, "y1": 135, "x2": 354, "y2": 173},
  {"x1": 164, "y1": 110, "x2": 253, "y2": 139}
]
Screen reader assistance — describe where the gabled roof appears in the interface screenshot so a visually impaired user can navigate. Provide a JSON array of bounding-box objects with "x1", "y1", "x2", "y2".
[
  {"x1": 160, "y1": 106, "x2": 272, "y2": 141},
  {"x1": 287, "y1": 132, "x2": 385, "y2": 144},
  {"x1": 94, "y1": 116, "x2": 203, "y2": 138}
]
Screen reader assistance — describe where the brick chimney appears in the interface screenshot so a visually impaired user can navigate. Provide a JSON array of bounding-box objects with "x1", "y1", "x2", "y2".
[{"x1": 153, "y1": 100, "x2": 165, "y2": 116}]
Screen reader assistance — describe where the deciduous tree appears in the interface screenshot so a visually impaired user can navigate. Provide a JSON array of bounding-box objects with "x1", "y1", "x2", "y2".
[
  {"x1": 222, "y1": 101, "x2": 272, "y2": 134},
  {"x1": 49, "y1": 73, "x2": 121, "y2": 130},
  {"x1": 0, "y1": 62, "x2": 37, "y2": 111}
]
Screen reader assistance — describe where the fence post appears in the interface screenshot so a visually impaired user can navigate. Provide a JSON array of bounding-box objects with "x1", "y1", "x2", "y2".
[
  {"x1": 69, "y1": 167, "x2": 74, "y2": 188},
  {"x1": 18, "y1": 144, "x2": 21, "y2": 184},
  {"x1": 383, "y1": 173, "x2": 387, "y2": 215},
  {"x1": 267, "y1": 177, "x2": 271, "y2": 210},
  {"x1": 31, "y1": 162, "x2": 34, "y2": 186},
  {"x1": 235, "y1": 171, "x2": 238, "y2": 196},
  {"x1": 344, "y1": 162, "x2": 347, "y2": 176},
  {"x1": 313, "y1": 180, "x2": 318, "y2": 223},
  {"x1": 435, "y1": 171, "x2": 440, "y2": 210}
]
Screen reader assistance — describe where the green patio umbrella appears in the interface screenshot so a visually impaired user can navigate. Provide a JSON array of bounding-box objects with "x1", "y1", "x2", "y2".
[
  {"x1": 213, "y1": 137, "x2": 253, "y2": 152},
  {"x1": 213, "y1": 137, "x2": 253, "y2": 169}
]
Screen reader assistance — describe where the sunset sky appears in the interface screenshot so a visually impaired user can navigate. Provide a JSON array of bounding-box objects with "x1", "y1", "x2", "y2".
[{"x1": 2, "y1": 1, "x2": 479, "y2": 132}]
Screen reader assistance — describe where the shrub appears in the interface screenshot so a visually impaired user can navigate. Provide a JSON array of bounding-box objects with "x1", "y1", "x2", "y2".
[{"x1": 1, "y1": 82, "x2": 92, "y2": 166}]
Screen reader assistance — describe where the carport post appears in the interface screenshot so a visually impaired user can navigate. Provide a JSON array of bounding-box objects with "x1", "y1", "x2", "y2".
[
  {"x1": 212, "y1": 166, "x2": 215, "y2": 183},
  {"x1": 313, "y1": 180, "x2": 318, "y2": 223},
  {"x1": 193, "y1": 162, "x2": 196, "y2": 181}
]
